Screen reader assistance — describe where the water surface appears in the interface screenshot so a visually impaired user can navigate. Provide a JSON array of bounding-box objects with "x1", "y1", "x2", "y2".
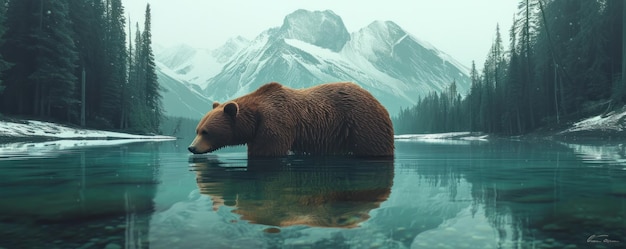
[{"x1": 0, "y1": 138, "x2": 625, "y2": 249}]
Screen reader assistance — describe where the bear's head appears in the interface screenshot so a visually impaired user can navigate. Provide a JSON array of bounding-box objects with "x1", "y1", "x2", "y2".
[{"x1": 188, "y1": 101, "x2": 239, "y2": 154}]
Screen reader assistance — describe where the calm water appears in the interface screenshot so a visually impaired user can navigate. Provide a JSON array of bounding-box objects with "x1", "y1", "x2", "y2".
[{"x1": 0, "y1": 138, "x2": 625, "y2": 249}]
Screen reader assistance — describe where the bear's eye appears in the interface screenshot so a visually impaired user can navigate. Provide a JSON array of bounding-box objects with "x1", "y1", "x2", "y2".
[{"x1": 201, "y1": 130, "x2": 209, "y2": 136}]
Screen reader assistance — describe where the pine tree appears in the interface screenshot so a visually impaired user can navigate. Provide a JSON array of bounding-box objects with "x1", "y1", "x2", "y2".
[
  {"x1": 479, "y1": 66, "x2": 495, "y2": 133},
  {"x1": 69, "y1": 0, "x2": 108, "y2": 126},
  {"x1": 100, "y1": 0, "x2": 127, "y2": 128},
  {"x1": 483, "y1": 24, "x2": 507, "y2": 132},
  {"x1": 0, "y1": 0, "x2": 11, "y2": 95},
  {"x1": 467, "y1": 61, "x2": 482, "y2": 132},
  {"x1": 128, "y1": 22, "x2": 149, "y2": 131},
  {"x1": 1, "y1": 0, "x2": 38, "y2": 114},
  {"x1": 619, "y1": 0, "x2": 626, "y2": 104},
  {"x1": 609, "y1": 0, "x2": 625, "y2": 105},
  {"x1": 29, "y1": 0, "x2": 79, "y2": 119},
  {"x1": 141, "y1": 4, "x2": 162, "y2": 133},
  {"x1": 504, "y1": 18, "x2": 524, "y2": 134},
  {"x1": 516, "y1": 0, "x2": 539, "y2": 131},
  {"x1": 1, "y1": 0, "x2": 79, "y2": 119}
]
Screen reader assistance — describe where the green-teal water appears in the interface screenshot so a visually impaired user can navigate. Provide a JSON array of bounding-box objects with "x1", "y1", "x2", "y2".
[{"x1": 0, "y1": 139, "x2": 625, "y2": 249}]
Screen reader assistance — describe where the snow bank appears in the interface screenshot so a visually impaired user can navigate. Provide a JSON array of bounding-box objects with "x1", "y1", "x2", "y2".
[
  {"x1": 0, "y1": 120, "x2": 175, "y2": 140},
  {"x1": 0, "y1": 139, "x2": 168, "y2": 159},
  {"x1": 0, "y1": 119, "x2": 176, "y2": 158},
  {"x1": 394, "y1": 132, "x2": 488, "y2": 144},
  {"x1": 560, "y1": 109, "x2": 626, "y2": 134}
]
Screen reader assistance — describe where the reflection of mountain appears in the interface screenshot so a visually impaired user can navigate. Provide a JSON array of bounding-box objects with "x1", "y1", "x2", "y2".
[
  {"x1": 0, "y1": 143, "x2": 161, "y2": 248},
  {"x1": 190, "y1": 156, "x2": 393, "y2": 228},
  {"x1": 395, "y1": 140, "x2": 626, "y2": 247}
]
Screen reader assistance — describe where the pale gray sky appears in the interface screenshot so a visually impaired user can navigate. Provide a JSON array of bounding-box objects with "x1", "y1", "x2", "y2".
[{"x1": 122, "y1": 0, "x2": 518, "y2": 68}]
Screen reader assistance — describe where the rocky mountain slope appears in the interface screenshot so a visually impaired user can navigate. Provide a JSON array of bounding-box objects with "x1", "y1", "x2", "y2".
[{"x1": 157, "y1": 9, "x2": 471, "y2": 115}]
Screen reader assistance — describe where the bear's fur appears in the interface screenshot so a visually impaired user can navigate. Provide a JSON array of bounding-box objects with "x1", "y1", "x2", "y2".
[{"x1": 188, "y1": 82, "x2": 394, "y2": 157}]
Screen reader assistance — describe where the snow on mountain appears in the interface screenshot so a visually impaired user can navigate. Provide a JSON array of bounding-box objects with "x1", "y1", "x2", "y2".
[
  {"x1": 200, "y1": 10, "x2": 471, "y2": 113},
  {"x1": 156, "y1": 62, "x2": 214, "y2": 119},
  {"x1": 277, "y1": 9, "x2": 350, "y2": 52},
  {"x1": 156, "y1": 37, "x2": 250, "y2": 89},
  {"x1": 200, "y1": 29, "x2": 276, "y2": 100},
  {"x1": 212, "y1": 36, "x2": 250, "y2": 63},
  {"x1": 156, "y1": 9, "x2": 471, "y2": 115},
  {"x1": 343, "y1": 20, "x2": 469, "y2": 93}
]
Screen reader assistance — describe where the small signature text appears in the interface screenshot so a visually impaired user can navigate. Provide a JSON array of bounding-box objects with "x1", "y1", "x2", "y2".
[{"x1": 587, "y1": 234, "x2": 620, "y2": 244}]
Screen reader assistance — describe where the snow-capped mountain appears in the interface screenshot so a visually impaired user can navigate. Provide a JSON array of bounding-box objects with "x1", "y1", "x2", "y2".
[
  {"x1": 157, "y1": 9, "x2": 470, "y2": 115},
  {"x1": 156, "y1": 62, "x2": 214, "y2": 119},
  {"x1": 156, "y1": 37, "x2": 249, "y2": 89}
]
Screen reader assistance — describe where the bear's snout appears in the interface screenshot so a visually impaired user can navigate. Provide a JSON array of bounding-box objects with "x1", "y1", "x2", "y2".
[
  {"x1": 188, "y1": 146, "x2": 199, "y2": 154},
  {"x1": 188, "y1": 145, "x2": 214, "y2": 154},
  {"x1": 189, "y1": 136, "x2": 212, "y2": 154}
]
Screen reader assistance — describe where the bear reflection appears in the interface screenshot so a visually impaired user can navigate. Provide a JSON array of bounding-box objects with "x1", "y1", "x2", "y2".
[{"x1": 190, "y1": 156, "x2": 394, "y2": 228}]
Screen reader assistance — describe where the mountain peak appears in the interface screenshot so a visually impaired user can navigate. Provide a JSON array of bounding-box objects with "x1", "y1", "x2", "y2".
[
  {"x1": 368, "y1": 20, "x2": 402, "y2": 30},
  {"x1": 156, "y1": 11, "x2": 472, "y2": 117},
  {"x1": 278, "y1": 9, "x2": 350, "y2": 52},
  {"x1": 212, "y1": 36, "x2": 250, "y2": 63},
  {"x1": 156, "y1": 43, "x2": 197, "y2": 70},
  {"x1": 363, "y1": 20, "x2": 406, "y2": 42}
]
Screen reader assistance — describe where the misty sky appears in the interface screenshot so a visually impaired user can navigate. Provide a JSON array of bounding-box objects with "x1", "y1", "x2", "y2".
[{"x1": 122, "y1": 0, "x2": 518, "y2": 69}]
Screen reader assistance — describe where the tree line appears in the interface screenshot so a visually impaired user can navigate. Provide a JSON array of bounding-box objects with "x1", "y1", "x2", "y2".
[
  {"x1": 0, "y1": 0, "x2": 162, "y2": 134},
  {"x1": 395, "y1": 0, "x2": 625, "y2": 135}
]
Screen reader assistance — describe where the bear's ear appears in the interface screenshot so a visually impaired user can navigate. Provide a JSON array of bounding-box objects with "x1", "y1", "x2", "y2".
[
  {"x1": 212, "y1": 102, "x2": 220, "y2": 109},
  {"x1": 224, "y1": 102, "x2": 239, "y2": 117}
]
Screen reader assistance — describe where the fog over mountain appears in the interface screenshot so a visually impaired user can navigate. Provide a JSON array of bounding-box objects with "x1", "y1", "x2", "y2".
[{"x1": 156, "y1": 9, "x2": 470, "y2": 117}]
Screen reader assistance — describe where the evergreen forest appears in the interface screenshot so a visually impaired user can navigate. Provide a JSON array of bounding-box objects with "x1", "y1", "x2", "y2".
[
  {"x1": 1, "y1": 0, "x2": 623, "y2": 137},
  {"x1": 394, "y1": 0, "x2": 626, "y2": 135},
  {"x1": 0, "y1": 0, "x2": 162, "y2": 134}
]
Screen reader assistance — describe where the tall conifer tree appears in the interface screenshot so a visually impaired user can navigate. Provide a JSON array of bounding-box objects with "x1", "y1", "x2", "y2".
[
  {"x1": 100, "y1": 0, "x2": 127, "y2": 128},
  {"x1": 1, "y1": 0, "x2": 41, "y2": 114},
  {"x1": 1, "y1": 0, "x2": 78, "y2": 119},
  {"x1": 0, "y1": 0, "x2": 10, "y2": 94},
  {"x1": 29, "y1": 0, "x2": 79, "y2": 119},
  {"x1": 128, "y1": 22, "x2": 148, "y2": 131},
  {"x1": 142, "y1": 4, "x2": 162, "y2": 133},
  {"x1": 69, "y1": 0, "x2": 108, "y2": 125}
]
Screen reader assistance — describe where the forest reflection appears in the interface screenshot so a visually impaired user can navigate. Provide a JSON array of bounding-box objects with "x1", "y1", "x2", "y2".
[{"x1": 396, "y1": 140, "x2": 626, "y2": 248}]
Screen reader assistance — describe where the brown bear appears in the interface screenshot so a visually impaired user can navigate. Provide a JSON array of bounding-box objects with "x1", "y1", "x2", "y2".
[{"x1": 188, "y1": 82, "x2": 394, "y2": 157}]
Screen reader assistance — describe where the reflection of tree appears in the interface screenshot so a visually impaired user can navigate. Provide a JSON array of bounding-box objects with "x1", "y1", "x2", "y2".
[
  {"x1": 190, "y1": 156, "x2": 394, "y2": 228},
  {"x1": 398, "y1": 140, "x2": 626, "y2": 247},
  {"x1": 0, "y1": 142, "x2": 161, "y2": 248}
]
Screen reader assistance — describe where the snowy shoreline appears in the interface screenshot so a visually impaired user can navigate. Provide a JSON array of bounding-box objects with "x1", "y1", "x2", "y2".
[
  {"x1": 393, "y1": 132, "x2": 491, "y2": 146},
  {"x1": 2, "y1": 106, "x2": 624, "y2": 147},
  {"x1": 0, "y1": 119, "x2": 176, "y2": 142},
  {"x1": 394, "y1": 108, "x2": 626, "y2": 143},
  {"x1": 0, "y1": 119, "x2": 177, "y2": 157}
]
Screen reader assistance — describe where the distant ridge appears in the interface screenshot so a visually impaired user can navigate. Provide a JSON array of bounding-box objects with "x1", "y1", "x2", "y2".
[{"x1": 156, "y1": 9, "x2": 470, "y2": 115}]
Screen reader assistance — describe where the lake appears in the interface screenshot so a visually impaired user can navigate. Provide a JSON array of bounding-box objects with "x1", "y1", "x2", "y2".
[{"x1": 0, "y1": 138, "x2": 625, "y2": 249}]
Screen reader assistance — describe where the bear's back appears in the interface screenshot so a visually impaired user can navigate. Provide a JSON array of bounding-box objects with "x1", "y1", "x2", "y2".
[
  {"x1": 239, "y1": 82, "x2": 394, "y2": 157},
  {"x1": 293, "y1": 83, "x2": 394, "y2": 156}
]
